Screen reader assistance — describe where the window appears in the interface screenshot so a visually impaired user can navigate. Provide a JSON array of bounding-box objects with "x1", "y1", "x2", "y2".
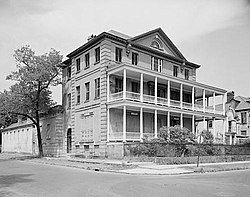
[
  {"x1": 67, "y1": 93, "x2": 71, "y2": 109},
  {"x1": 208, "y1": 121, "x2": 213, "y2": 128},
  {"x1": 115, "y1": 47, "x2": 122, "y2": 62},
  {"x1": 84, "y1": 145, "x2": 89, "y2": 150},
  {"x1": 76, "y1": 58, "x2": 81, "y2": 72},
  {"x1": 132, "y1": 52, "x2": 138, "y2": 65},
  {"x1": 95, "y1": 78, "x2": 100, "y2": 99},
  {"x1": 151, "y1": 40, "x2": 160, "y2": 49},
  {"x1": 241, "y1": 130, "x2": 247, "y2": 136},
  {"x1": 95, "y1": 47, "x2": 100, "y2": 63},
  {"x1": 85, "y1": 82, "x2": 90, "y2": 101},
  {"x1": 151, "y1": 57, "x2": 162, "y2": 72},
  {"x1": 228, "y1": 121, "x2": 232, "y2": 132},
  {"x1": 131, "y1": 82, "x2": 139, "y2": 93},
  {"x1": 241, "y1": 112, "x2": 247, "y2": 124},
  {"x1": 76, "y1": 86, "x2": 80, "y2": 104},
  {"x1": 185, "y1": 69, "x2": 189, "y2": 80},
  {"x1": 85, "y1": 53, "x2": 90, "y2": 68},
  {"x1": 115, "y1": 78, "x2": 123, "y2": 93},
  {"x1": 67, "y1": 67, "x2": 71, "y2": 80},
  {"x1": 173, "y1": 65, "x2": 178, "y2": 77}
]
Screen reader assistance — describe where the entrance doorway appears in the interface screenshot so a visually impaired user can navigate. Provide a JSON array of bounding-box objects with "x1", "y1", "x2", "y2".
[{"x1": 67, "y1": 128, "x2": 72, "y2": 153}]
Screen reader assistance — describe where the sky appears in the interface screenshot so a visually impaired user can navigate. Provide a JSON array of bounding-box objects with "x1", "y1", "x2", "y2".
[{"x1": 0, "y1": 0, "x2": 250, "y2": 104}]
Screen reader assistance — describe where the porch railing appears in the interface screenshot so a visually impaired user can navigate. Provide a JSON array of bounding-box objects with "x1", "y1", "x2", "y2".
[
  {"x1": 170, "y1": 99, "x2": 180, "y2": 108},
  {"x1": 109, "y1": 91, "x2": 224, "y2": 115},
  {"x1": 183, "y1": 102, "x2": 192, "y2": 110},
  {"x1": 206, "y1": 106, "x2": 214, "y2": 113},
  {"x1": 143, "y1": 94, "x2": 155, "y2": 103},
  {"x1": 109, "y1": 92, "x2": 123, "y2": 101},
  {"x1": 109, "y1": 131, "x2": 154, "y2": 141},
  {"x1": 126, "y1": 91, "x2": 140, "y2": 101},
  {"x1": 157, "y1": 97, "x2": 168, "y2": 106},
  {"x1": 195, "y1": 104, "x2": 203, "y2": 112}
]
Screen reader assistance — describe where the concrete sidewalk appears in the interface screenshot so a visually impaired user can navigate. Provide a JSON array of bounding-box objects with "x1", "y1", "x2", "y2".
[{"x1": 1, "y1": 153, "x2": 250, "y2": 175}]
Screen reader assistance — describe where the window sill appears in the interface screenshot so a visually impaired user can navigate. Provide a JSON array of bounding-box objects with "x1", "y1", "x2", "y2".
[
  {"x1": 94, "y1": 61, "x2": 100, "y2": 65},
  {"x1": 84, "y1": 66, "x2": 90, "y2": 70},
  {"x1": 84, "y1": 100, "x2": 90, "y2": 103},
  {"x1": 76, "y1": 103, "x2": 80, "y2": 106},
  {"x1": 94, "y1": 97, "x2": 100, "y2": 100},
  {"x1": 76, "y1": 71, "x2": 80, "y2": 74}
]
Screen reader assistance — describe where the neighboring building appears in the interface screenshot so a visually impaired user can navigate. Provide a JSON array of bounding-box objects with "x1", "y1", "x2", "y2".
[
  {"x1": 225, "y1": 92, "x2": 250, "y2": 145},
  {"x1": 1, "y1": 106, "x2": 64, "y2": 156},
  {"x1": 61, "y1": 28, "x2": 227, "y2": 158}
]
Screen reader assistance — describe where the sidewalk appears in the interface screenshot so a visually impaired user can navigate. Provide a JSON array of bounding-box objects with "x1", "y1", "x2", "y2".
[{"x1": 1, "y1": 153, "x2": 250, "y2": 175}]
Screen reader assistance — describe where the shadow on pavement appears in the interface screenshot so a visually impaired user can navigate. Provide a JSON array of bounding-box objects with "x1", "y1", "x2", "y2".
[{"x1": 0, "y1": 174, "x2": 34, "y2": 188}]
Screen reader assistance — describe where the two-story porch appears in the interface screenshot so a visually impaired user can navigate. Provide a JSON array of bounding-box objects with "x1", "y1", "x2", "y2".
[{"x1": 106, "y1": 62, "x2": 227, "y2": 142}]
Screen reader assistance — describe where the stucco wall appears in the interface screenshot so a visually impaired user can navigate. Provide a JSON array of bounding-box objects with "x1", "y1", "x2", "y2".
[{"x1": 2, "y1": 124, "x2": 38, "y2": 154}]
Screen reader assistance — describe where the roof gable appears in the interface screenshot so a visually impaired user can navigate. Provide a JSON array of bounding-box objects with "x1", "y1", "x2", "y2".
[
  {"x1": 129, "y1": 28, "x2": 186, "y2": 60},
  {"x1": 235, "y1": 100, "x2": 250, "y2": 111}
]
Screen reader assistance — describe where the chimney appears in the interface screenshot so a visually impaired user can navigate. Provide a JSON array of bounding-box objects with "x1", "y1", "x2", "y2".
[
  {"x1": 227, "y1": 91, "x2": 234, "y2": 102},
  {"x1": 87, "y1": 34, "x2": 96, "y2": 42}
]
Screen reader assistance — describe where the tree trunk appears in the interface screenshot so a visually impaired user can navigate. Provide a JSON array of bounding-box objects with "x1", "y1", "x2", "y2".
[{"x1": 36, "y1": 111, "x2": 43, "y2": 157}]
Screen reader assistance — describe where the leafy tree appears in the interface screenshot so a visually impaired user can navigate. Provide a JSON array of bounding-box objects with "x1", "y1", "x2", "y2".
[{"x1": 0, "y1": 46, "x2": 63, "y2": 157}]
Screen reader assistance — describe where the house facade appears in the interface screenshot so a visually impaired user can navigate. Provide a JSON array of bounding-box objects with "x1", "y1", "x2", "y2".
[
  {"x1": 61, "y1": 28, "x2": 227, "y2": 158},
  {"x1": 225, "y1": 92, "x2": 250, "y2": 145},
  {"x1": 1, "y1": 106, "x2": 64, "y2": 156}
]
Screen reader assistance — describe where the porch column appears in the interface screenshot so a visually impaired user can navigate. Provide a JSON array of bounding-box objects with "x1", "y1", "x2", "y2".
[
  {"x1": 154, "y1": 109, "x2": 157, "y2": 138},
  {"x1": 223, "y1": 93, "x2": 226, "y2": 115},
  {"x1": 192, "y1": 86, "x2": 195, "y2": 111},
  {"x1": 180, "y1": 83, "x2": 183, "y2": 109},
  {"x1": 107, "y1": 108, "x2": 110, "y2": 142},
  {"x1": 180, "y1": 113, "x2": 183, "y2": 128},
  {"x1": 222, "y1": 118, "x2": 226, "y2": 144},
  {"x1": 168, "y1": 80, "x2": 170, "y2": 106},
  {"x1": 203, "y1": 89, "x2": 206, "y2": 113},
  {"x1": 212, "y1": 117, "x2": 215, "y2": 140},
  {"x1": 213, "y1": 92, "x2": 216, "y2": 114},
  {"x1": 140, "y1": 107, "x2": 143, "y2": 142},
  {"x1": 107, "y1": 74, "x2": 110, "y2": 102},
  {"x1": 155, "y1": 77, "x2": 157, "y2": 104},
  {"x1": 203, "y1": 116, "x2": 206, "y2": 130},
  {"x1": 140, "y1": 73, "x2": 143, "y2": 102},
  {"x1": 123, "y1": 106, "x2": 126, "y2": 142},
  {"x1": 167, "y1": 111, "x2": 170, "y2": 128},
  {"x1": 192, "y1": 115, "x2": 195, "y2": 135},
  {"x1": 123, "y1": 68, "x2": 126, "y2": 99}
]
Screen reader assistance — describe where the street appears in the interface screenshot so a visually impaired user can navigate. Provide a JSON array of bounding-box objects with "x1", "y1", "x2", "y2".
[{"x1": 0, "y1": 159, "x2": 249, "y2": 197}]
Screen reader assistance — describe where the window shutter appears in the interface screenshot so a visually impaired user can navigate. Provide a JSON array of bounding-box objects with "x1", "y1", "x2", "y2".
[
  {"x1": 159, "y1": 59, "x2": 162, "y2": 72},
  {"x1": 151, "y1": 57, "x2": 154, "y2": 70}
]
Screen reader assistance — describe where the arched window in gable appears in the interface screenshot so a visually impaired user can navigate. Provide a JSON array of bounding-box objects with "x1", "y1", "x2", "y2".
[{"x1": 151, "y1": 38, "x2": 163, "y2": 50}]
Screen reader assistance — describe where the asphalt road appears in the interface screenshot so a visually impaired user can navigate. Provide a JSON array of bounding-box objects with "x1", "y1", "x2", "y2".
[{"x1": 0, "y1": 159, "x2": 249, "y2": 197}]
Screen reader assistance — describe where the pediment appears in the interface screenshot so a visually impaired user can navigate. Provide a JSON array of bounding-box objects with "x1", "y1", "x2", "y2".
[{"x1": 130, "y1": 28, "x2": 186, "y2": 60}]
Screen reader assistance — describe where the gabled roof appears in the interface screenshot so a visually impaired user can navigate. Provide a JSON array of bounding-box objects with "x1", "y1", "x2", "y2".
[
  {"x1": 235, "y1": 101, "x2": 250, "y2": 111},
  {"x1": 234, "y1": 96, "x2": 250, "y2": 102},
  {"x1": 129, "y1": 27, "x2": 186, "y2": 60},
  {"x1": 65, "y1": 28, "x2": 201, "y2": 68}
]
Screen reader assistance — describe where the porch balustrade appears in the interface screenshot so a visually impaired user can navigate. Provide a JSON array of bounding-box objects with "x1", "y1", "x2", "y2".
[
  {"x1": 126, "y1": 91, "x2": 140, "y2": 101},
  {"x1": 109, "y1": 131, "x2": 151, "y2": 141},
  {"x1": 195, "y1": 104, "x2": 203, "y2": 112},
  {"x1": 182, "y1": 102, "x2": 192, "y2": 110},
  {"x1": 157, "y1": 97, "x2": 168, "y2": 106},
  {"x1": 170, "y1": 99, "x2": 181, "y2": 108},
  {"x1": 109, "y1": 91, "x2": 223, "y2": 115},
  {"x1": 206, "y1": 106, "x2": 214, "y2": 114}
]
